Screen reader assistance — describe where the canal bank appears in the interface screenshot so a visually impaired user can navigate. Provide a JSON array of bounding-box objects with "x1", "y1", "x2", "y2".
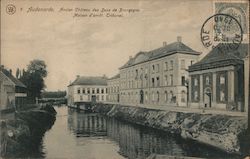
[
  {"x1": 0, "y1": 105, "x2": 56, "y2": 158},
  {"x1": 93, "y1": 103, "x2": 250, "y2": 155}
]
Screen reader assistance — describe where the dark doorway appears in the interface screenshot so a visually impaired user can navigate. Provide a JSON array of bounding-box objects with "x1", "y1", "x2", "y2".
[{"x1": 140, "y1": 90, "x2": 144, "y2": 104}]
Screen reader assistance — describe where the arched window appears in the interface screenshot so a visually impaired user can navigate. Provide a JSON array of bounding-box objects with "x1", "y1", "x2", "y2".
[
  {"x1": 206, "y1": 76, "x2": 210, "y2": 85},
  {"x1": 181, "y1": 90, "x2": 186, "y2": 102},
  {"x1": 152, "y1": 91, "x2": 155, "y2": 102},
  {"x1": 157, "y1": 91, "x2": 160, "y2": 102},
  {"x1": 164, "y1": 91, "x2": 168, "y2": 102},
  {"x1": 169, "y1": 91, "x2": 173, "y2": 102}
]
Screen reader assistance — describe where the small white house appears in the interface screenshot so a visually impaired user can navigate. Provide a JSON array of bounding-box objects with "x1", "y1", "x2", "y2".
[{"x1": 67, "y1": 76, "x2": 108, "y2": 108}]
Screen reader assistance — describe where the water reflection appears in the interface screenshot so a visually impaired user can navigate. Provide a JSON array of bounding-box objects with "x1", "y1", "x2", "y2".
[
  {"x1": 68, "y1": 109, "x2": 107, "y2": 137},
  {"x1": 66, "y1": 107, "x2": 241, "y2": 159}
]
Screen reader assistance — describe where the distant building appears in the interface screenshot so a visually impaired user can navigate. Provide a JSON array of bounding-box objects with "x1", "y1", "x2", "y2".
[
  {"x1": 0, "y1": 67, "x2": 27, "y2": 110},
  {"x1": 118, "y1": 37, "x2": 201, "y2": 107},
  {"x1": 107, "y1": 74, "x2": 120, "y2": 103},
  {"x1": 67, "y1": 76, "x2": 108, "y2": 108},
  {"x1": 188, "y1": 43, "x2": 249, "y2": 112}
]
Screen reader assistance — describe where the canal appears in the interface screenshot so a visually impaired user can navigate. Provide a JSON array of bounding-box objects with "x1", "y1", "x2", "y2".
[{"x1": 37, "y1": 106, "x2": 241, "y2": 159}]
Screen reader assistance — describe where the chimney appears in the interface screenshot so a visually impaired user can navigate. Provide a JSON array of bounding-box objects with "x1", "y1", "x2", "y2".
[
  {"x1": 163, "y1": 41, "x2": 167, "y2": 47},
  {"x1": 76, "y1": 75, "x2": 80, "y2": 79},
  {"x1": 177, "y1": 36, "x2": 182, "y2": 42}
]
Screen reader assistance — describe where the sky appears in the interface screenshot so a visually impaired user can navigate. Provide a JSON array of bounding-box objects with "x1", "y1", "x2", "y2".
[{"x1": 1, "y1": 0, "x2": 215, "y2": 91}]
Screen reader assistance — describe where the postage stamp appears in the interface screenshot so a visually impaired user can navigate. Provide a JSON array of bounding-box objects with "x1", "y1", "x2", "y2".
[{"x1": 214, "y1": 1, "x2": 248, "y2": 34}]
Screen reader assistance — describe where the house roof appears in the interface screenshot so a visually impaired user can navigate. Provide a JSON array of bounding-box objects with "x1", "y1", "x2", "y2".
[
  {"x1": 120, "y1": 41, "x2": 200, "y2": 69},
  {"x1": 189, "y1": 43, "x2": 248, "y2": 72},
  {"x1": 1, "y1": 69, "x2": 26, "y2": 88},
  {"x1": 68, "y1": 76, "x2": 108, "y2": 87},
  {"x1": 108, "y1": 74, "x2": 120, "y2": 80}
]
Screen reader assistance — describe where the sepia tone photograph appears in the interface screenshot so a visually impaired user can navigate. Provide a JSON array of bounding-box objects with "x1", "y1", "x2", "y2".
[{"x1": 0, "y1": 0, "x2": 249, "y2": 158}]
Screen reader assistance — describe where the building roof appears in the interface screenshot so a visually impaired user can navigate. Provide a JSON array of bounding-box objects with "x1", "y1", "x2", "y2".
[
  {"x1": 68, "y1": 76, "x2": 108, "y2": 87},
  {"x1": 120, "y1": 40, "x2": 200, "y2": 69},
  {"x1": 189, "y1": 43, "x2": 248, "y2": 72},
  {"x1": 108, "y1": 74, "x2": 120, "y2": 80},
  {"x1": 1, "y1": 69, "x2": 26, "y2": 88}
]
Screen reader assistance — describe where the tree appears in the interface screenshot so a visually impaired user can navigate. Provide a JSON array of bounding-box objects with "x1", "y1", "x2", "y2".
[
  {"x1": 20, "y1": 59, "x2": 48, "y2": 103},
  {"x1": 16, "y1": 68, "x2": 20, "y2": 79}
]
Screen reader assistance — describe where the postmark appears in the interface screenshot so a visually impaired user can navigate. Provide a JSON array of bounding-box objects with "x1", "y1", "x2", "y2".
[
  {"x1": 6, "y1": 4, "x2": 16, "y2": 15},
  {"x1": 200, "y1": 13, "x2": 243, "y2": 52}
]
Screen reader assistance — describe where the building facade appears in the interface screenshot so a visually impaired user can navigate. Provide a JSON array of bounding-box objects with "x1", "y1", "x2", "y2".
[
  {"x1": 0, "y1": 67, "x2": 27, "y2": 110},
  {"x1": 67, "y1": 76, "x2": 108, "y2": 107},
  {"x1": 188, "y1": 44, "x2": 248, "y2": 112},
  {"x1": 107, "y1": 74, "x2": 120, "y2": 103},
  {"x1": 118, "y1": 37, "x2": 200, "y2": 107}
]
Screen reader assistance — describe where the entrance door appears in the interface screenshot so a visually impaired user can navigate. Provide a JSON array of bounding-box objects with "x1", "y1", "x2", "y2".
[
  {"x1": 204, "y1": 88, "x2": 212, "y2": 108},
  {"x1": 140, "y1": 90, "x2": 144, "y2": 104},
  {"x1": 91, "y1": 95, "x2": 96, "y2": 103}
]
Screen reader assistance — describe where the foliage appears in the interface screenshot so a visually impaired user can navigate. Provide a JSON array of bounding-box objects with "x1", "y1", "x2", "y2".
[
  {"x1": 19, "y1": 59, "x2": 47, "y2": 103},
  {"x1": 41, "y1": 91, "x2": 66, "y2": 98}
]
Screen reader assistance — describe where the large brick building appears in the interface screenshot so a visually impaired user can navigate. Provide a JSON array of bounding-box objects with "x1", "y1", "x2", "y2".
[
  {"x1": 188, "y1": 43, "x2": 249, "y2": 112},
  {"x1": 118, "y1": 37, "x2": 201, "y2": 107}
]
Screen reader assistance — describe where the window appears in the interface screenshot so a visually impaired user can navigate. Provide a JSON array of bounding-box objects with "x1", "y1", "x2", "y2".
[
  {"x1": 87, "y1": 88, "x2": 90, "y2": 94},
  {"x1": 220, "y1": 75, "x2": 225, "y2": 84},
  {"x1": 145, "y1": 92, "x2": 148, "y2": 102},
  {"x1": 181, "y1": 91, "x2": 186, "y2": 102},
  {"x1": 164, "y1": 91, "x2": 168, "y2": 102},
  {"x1": 156, "y1": 77, "x2": 160, "y2": 86},
  {"x1": 157, "y1": 91, "x2": 160, "y2": 102},
  {"x1": 97, "y1": 88, "x2": 100, "y2": 94},
  {"x1": 156, "y1": 64, "x2": 160, "y2": 73},
  {"x1": 101, "y1": 88, "x2": 104, "y2": 94},
  {"x1": 96, "y1": 95, "x2": 99, "y2": 101},
  {"x1": 220, "y1": 90, "x2": 225, "y2": 102},
  {"x1": 80, "y1": 95, "x2": 83, "y2": 101},
  {"x1": 181, "y1": 59, "x2": 185, "y2": 70},
  {"x1": 82, "y1": 88, "x2": 85, "y2": 94},
  {"x1": 135, "y1": 69, "x2": 138, "y2": 79},
  {"x1": 169, "y1": 91, "x2": 173, "y2": 101},
  {"x1": 102, "y1": 95, "x2": 104, "y2": 101},
  {"x1": 181, "y1": 76, "x2": 185, "y2": 86},
  {"x1": 170, "y1": 74, "x2": 173, "y2": 86},
  {"x1": 164, "y1": 62, "x2": 168, "y2": 71},
  {"x1": 152, "y1": 78, "x2": 155, "y2": 87},
  {"x1": 164, "y1": 75, "x2": 168, "y2": 86},
  {"x1": 152, "y1": 91, "x2": 155, "y2": 101},
  {"x1": 152, "y1": 65, "x2": 155, "y2": 73},
  {"x1": 77, "y1": 88, "x2": 80, "y2": 94},
  {"x1": 194, "y1": 78, "x2": 198, "y2": 86},
  {"x1": 170, "y1": 60, "x2": 173, "y2": 70},
  {"x1": 206, "y1": 76, "x2": 210, "y2": 85},
  {"x1": 194, "y1": 91, "x2": 198, "y2": 101},
  {"x1": 88, "y1": 95, "x2": 91, "y2": 101},
  {"x1": 92, "y1": 88, "x2": 95, "y2": 94}
]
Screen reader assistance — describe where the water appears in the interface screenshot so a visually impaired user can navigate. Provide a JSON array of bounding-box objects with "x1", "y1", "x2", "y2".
[{"x1": 40, "y1": 106, "x2": 241, "y2": 159}]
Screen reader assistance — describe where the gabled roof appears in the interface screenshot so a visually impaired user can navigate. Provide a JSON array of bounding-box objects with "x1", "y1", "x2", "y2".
[
  {"x1": 120, "y1": 41, "x2": 200, "y2": 69},
  {"x1": 108, "y1": 74, "x2": 120, "y2": 80},
  {"x1": 68, "y1": 76, "x2": 107, "y2": 87},
  {"x1": 1, "y1": 69, "x2": 26, "y2": 88},
  {"x1": 189, "y1": 43, "x2": 248, "y2": 72}
]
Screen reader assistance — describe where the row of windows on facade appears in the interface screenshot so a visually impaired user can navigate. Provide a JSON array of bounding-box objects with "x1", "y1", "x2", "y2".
[
  {"x1": 120, "y1": 90, "x2": 186, "y2": 103},
  {"x1": 79, "y1": 94, "x2": 105, "y2": 101},
  {"x1": 107, "y1": 86, "x2": 119, "y2": 93},
  {"x1": 193, "y1": 75, "x2": 226, "y2": 86},
  {"x1": 77, "y1": 88, "x2": 107, "y2": 94},
  {"x1": 121, "y1": 59, "x2": 194, "y2": 79},
  {"x1": 192, "y1": 90, "x2": 226, "y2": 102},
  {"x1": 120, "y1": 75, "x2": 186, "y2": 89}
]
